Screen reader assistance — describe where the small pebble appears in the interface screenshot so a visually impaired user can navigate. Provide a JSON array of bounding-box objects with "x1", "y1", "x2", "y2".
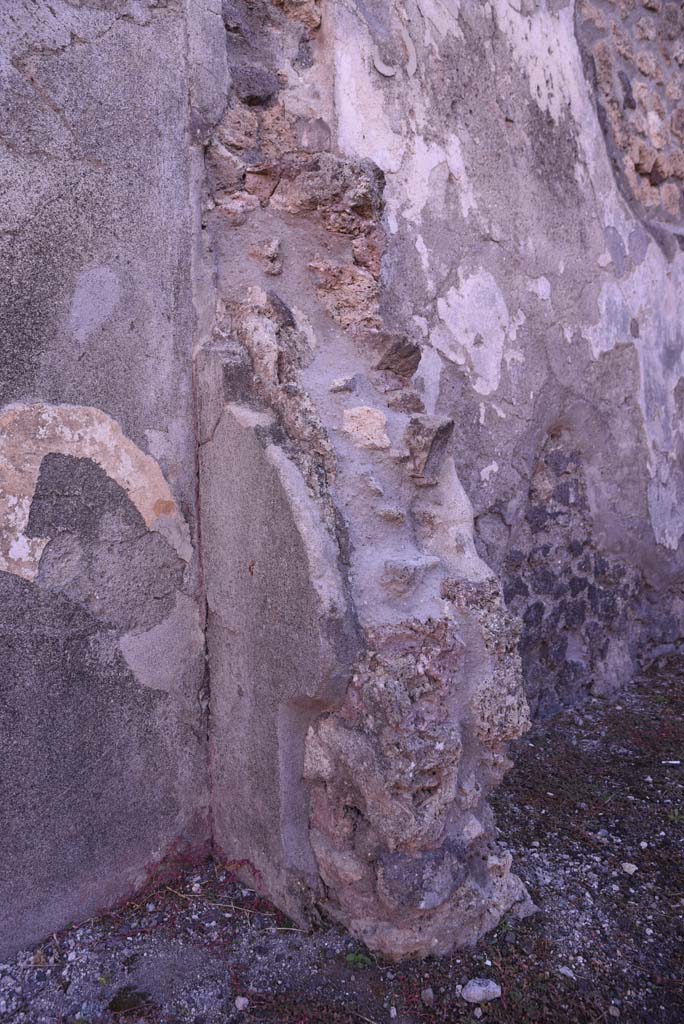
[
  {"x1": 421, "y1": 986, "x2": 434, "y2": 1006},
  {"x1": 621, "y1": 863, "x2": 638, "y2": 875},
  {"x1": 608, "y1": 1006, "x2": 620, "y2": 1018},
  {"x1": 235, "y1": 996, "x2": 249, "y2": 1011},
  {"x1": 474, "y1": 1010, "x2": 482, "y2": 1020},
  {"x1": 330, "y1": 376, "x2": 356, "y2": 393},
  {"x1": 389, "y1": 1008, "x2": 397, "y2": 1020},
  {"x1": 462, "y1": 978, "x2": 502, "y2": 1003}
]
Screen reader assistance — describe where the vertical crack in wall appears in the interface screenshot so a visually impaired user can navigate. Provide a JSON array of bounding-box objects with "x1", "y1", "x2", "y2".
[{"x1": 185, "y1": 0, "x2": 239, "y2": 864}]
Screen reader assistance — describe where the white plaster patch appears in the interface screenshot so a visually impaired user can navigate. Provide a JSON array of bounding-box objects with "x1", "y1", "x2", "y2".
[
  {"x1": 69, "y1": 265, "x2": 121, "y2": 344},
  {"x1": 432, "y1": 270, "x2": 511, "y2": 395},
  {"x1": 0, "y1": 403, "x2": 192, "y2": 580},
  {"x1": 445, "y1": 135, "x2": 477, "y2": 219},
  {"x1": 415, "y1": 234, "x2": 432, "y2": 278},
  {"x1": 413, "y1": 316, "x2": 429, "y2": 337},
  {"x1": 414, "y1": 346, "x2": 443, "y2": 416},
  {"x1": 416, "y1": 0, "x2": 463, "y2": 43},
  {"x1": 401, "y1": 136, "x2": 449, "y2": 225},
  {"x1": 334, "y1": 10, "x2": 406, "y2": 173},
  {"x1": 494, "y1": 1, "x2": 586, "y2": 124},
  {"x1": 528, "y1": 276, "x2": 551, "y2": 301},
  {"x1": 493, "y1": 0, "x2": 611, "y2": 188},
  {"x1": 391, "y1": 134, "x2": 477, "y2": 229}
]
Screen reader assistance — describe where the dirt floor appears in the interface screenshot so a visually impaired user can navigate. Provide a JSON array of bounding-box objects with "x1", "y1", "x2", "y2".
[{"x1": 1, "y1": 669, "x2": 682, "y2": 1024}]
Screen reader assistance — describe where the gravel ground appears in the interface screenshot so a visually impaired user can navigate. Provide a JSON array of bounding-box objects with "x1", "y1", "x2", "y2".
[{"x1": 1, "y1": 668, "x2": 682, "y2": 1024}]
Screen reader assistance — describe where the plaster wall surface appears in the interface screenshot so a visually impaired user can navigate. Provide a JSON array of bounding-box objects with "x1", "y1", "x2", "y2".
[{"x1": 0, "y1": 0, "x2": 215, "y2": 955}]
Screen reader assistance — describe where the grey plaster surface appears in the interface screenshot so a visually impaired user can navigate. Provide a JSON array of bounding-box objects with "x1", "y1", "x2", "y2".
[{"x1": 0, "y1": 0, "x2": 211, "y2": 955}]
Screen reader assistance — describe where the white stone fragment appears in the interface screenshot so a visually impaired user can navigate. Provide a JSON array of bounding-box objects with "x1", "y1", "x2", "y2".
[
  {"x1": 342, "y1": 406, "x2": 391, "y2": 449},
  {"x1": 462, "y1": 978, "x2": 502, "y2": 1003}
]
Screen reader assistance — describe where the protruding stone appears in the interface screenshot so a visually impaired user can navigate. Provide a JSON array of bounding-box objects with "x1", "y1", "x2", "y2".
[
  {"x1": 342, "y1": 406, "x2": 391, "y2": 449},
  {"x1": 376, "y1": 506, "x2": 406, "y2": 524},
  {"x1": 215, "y1": 191, "x2": 260, "y2": 225},
  {"x1": 249, "y1": 238, "x2": 283, "y2": 276},
  {"x1": 272, "y1": 153, "x2": 384, "y2": 236},
  {"x1": 380, "y1": 555, "x2": 440, "y2": 596},
  {"x1": 375, "y1": 338, "x2": 422, "y2": 380},
  {"x1": 206, "y1": 142, "x2": 245, "y2": 197},
  {"x1": 273, "y1": 0, "x2": 322, "y2": 30},
  {"x1": 309, "y1": 260, "x2": 381, "y2": 331},
  {"x1": 232, "y1": 65, "x2": 280, "y2": 106},
  {"x1": 216, "y1": 103, "x2": 259, "y2": 151},
  {"x1": 245, "y1": 167, "x2": 281, "y2": 204},
  {"x1": 329, "y1": 375, "x2": 357, "y2": 393},
  {"x1": 352, "y1": 230, "x2": 384, "y2": 278},
  {"x1": 404, "y1": 415, "x2": 454, "y2": 484}
]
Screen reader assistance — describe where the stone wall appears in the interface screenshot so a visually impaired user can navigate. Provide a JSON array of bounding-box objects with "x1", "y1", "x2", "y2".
[
  {"x1": 1, "y1": 0, "x2": 682, "y2": 962},
  {"x1": 577, "y1": 0, "x2": 684, "y2": 229}
]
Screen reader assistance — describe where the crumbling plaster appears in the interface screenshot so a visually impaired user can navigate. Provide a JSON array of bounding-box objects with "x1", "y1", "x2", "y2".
[{"x1": 195, "y1": 0, "x2": 684, "y2": 955}]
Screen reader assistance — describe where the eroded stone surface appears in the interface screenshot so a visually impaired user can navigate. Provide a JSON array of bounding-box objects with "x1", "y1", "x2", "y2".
[{"x1": 305, "y1": 593, "x2": 530, "y2": 958}]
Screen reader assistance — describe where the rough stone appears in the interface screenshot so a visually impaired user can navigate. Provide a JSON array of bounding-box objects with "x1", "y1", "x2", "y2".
[
  {"x1": 342, "y1": 406, "x2": 391, "y2": 450},
  {"x1": 461, "y1": 979, "x2": 502, "y2": 1004}
]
